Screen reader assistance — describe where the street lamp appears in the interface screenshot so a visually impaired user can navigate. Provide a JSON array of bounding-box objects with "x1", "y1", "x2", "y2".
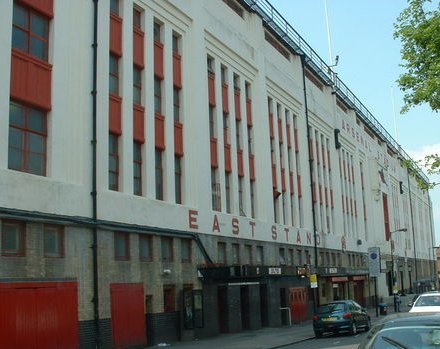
[{"x1": 390, "y1": 228, "x2": 408, "y2": 312}]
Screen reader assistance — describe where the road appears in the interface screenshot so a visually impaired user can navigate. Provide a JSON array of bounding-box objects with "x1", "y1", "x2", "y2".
[{"x1": 280, "y1": 330, "x2": 368, "y2": 349}]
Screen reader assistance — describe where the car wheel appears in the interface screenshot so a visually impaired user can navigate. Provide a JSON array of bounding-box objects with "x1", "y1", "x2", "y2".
[
  {"x1": 365, "y1": 318, "x2": 371, "y2": 331},
  {"x1": 314, "y1": 331, "x2": 323, "y2": 338},
  {"x1": 349, "y1": 321, "x2": 357, "y2": 335}
]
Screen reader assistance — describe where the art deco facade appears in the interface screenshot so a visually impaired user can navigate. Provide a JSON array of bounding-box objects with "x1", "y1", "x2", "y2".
[{"x1": 0, "y1": 0, "x2": 436, "y2": 348}]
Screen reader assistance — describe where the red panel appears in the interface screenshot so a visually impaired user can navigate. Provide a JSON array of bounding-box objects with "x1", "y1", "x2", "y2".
[
  {"x1": 110, "y1": 14, "x2": 123, "y2": 56},
  {"x1": 133, "y1": 28, "x2": 144, "y2": 68},
  {"x1": 222, "y1": 83, "x2": 229, "y2": 113},
  {"x1": 111, "y1": 283, "x2": 146, "y2": 348},
  {"x1": 272, "y1": 164, "x2": 277, "y2": 188},
  {"x1": 155, "y1": 113, "x2": 165, "y2": 150},
  {"x1": 109, "y1": 95, "x2": 122, "y2": 135},
  {"x1": 210, "y1": 137, "x2": 218, "y2": 168},
  {"x1": 269, "y1": 113, "x2": 274, "y2": 139},
  {"x1": 237, "y1": 149, "x2": 244, "y2": 177},
  {"x1": 133, "y1": 104, "x2": 145, "y2": 143},
  {"x1": 249, "y1": 154, "x2": 255, "y2": 180},
  {"x1": 278, "y1": 118, "x2": 283, "y2": 143},
  {"x1": 281, "y1": 168, "x2": 286, "y2": 192},
  {"x1": 294, "y1": 128, "x2": 299, "y2": 152},
  {"x1": 224, "y1": 144, "x2": 232, "y2": 172},
  {"x1": 246, "y1": 98, "x2": 252, "y2": 126},
  {"x1": 286, "y1": 124, "x2": 291, "y2": 147},
  {"x1": 234, "y1": 90, "x2": 241, "y2": 120},
  {"x1": 173, "y1": 53, "x2": 182, "y2": 88},
  {"x1": 297, "y1": 174, "x2": 302, "y2": 197},
  {"x1": 11, "y1": 50, "x2": 52, "y2": 111},
  {"x1": 174, "y1": 121, "x2": 184, "y2": 156},
  {"x1": 154, "y1": 41, "x2": 164, "y2": 79},
  {"x1": 208, "y1": 73, "x2": 216, "y2": 106},
  {"x1": 20, "y1": 0, "x2": 53, "y2": 17},
  {"x1": 289, "y1": 171, "x2": 294, "y2": 193}
]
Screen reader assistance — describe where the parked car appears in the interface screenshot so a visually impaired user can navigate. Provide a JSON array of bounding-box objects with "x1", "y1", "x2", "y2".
[
  {"x1": 313, "y1": 300, "x2": 371, "y2": 338},
  {"x1": 408, "y1": 292, "x2": 440, "y2": 313},
  {"x1": 358, "y1": 313, "x2": 440, "y2": 349}
]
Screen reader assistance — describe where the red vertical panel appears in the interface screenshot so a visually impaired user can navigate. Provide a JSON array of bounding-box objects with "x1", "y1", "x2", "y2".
[
  {"x1": 224, "y1": 144, "x2": 232, "y2": 172},
  {"x1": 154, "y1": 42, "x2": 164, "y2": 79},
  {"x1": 54, "y1": 284, "x2": 79, "y2": 349},
  {"x1": 20, "y1": 0, "x2": 53, "y2": 17},
  {"x1": 246, "y1": 98, "x2": 252, "y2": 126},
  {"x1": 281, "y1": 168, "x2": 286, "y2": 192},
  {"x1": 173, "y1": 53, "x2": 182, "y2": 88},
  {"x1": 174, "y1": 121, "x2": 183, "y2": 156},
  {"x1": 294, "y1": 128, "x2": 299, "y2": 152},
  {"x1": 109, "y1": 95, "x2": 122, "y2": 135},
  {"x1": 133, "y1": 29, "x2": 144, "y2": 68},
  {"x1": 269, "y1": 113, "x2": 274, "y2": 139},
  {"x1": 297, "y1": 175, "x2": 302, "y2": 197},
  {"x1": 383, "y1": 193, "x2": 390, "y2": 241},
  {"x1": 234, "y1": 90, "x2": 241, "y2": 120},
  {"x1": 11, "y1": 51, "x2": 52, "y2": 110},
  {"x1": 210, "y1": 138, "x2": 218, "y2": 168},
  {"x1": 237, "y1": 149, "x2": 244, "y2": 177},
  {"x1": 222, "y1": 83, "x2": 229, "y2": 113},
  {"x1": 111, "y1": 283, "x2": 146, "y2": 348},
  {"x1": 286, "y1": 124, "x2": 291, "y2": 148},
  {"x1": 133, "y1": 105, "x2": 145, "y2": 143},
  {"x1": 278, "y1": 118, "x2": 283, "y2": 143},
  {"x1": 289, "y1": 171, "x2": 294, "y2": 194},
  {"x1": 208, "y1": 73, "x2": 216, "y2": 106},
  {"x1": 272, "y1": 165, "x2": 277, "y2": 188},
  {"x1": 249, "y1": 154, "x2": 255, "y2": 180},
  {"x1": 155, "y1": 113, "x2": 165, "y2": 150},
  {"x1": 110, "y1": 15, "x2": 123, "y2": 56}
]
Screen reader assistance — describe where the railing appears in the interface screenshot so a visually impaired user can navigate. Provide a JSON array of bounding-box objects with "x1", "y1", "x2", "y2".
[{"x1": 241, "y1": 0, "x2": 428, "y2": 183}]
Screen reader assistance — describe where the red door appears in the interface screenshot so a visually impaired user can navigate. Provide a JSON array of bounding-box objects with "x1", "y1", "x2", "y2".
[
  {"x1": 111, "y1": 283, "x2": 146, "y2": 348},
  {"x1": 0, "y1": 281, "x2": 79, "y2": 349},
  {"x1": 289, "y1": 287, "x2": 308, "y2": 323}
]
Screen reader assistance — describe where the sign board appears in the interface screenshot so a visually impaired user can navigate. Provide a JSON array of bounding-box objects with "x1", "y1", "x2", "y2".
[
  {"x1": 368, "y1": 247, "x2": 381, "y2": 277},
  {"x1": 309, "y1": 274, "x2": 318, "y2": 288},
  {"x1": 268, "y1": 267, "x2": 281, "y2": 275}
]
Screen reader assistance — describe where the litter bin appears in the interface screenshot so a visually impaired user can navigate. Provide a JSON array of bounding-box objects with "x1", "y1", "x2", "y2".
[{"x1": 379, "y1": 303, "x2": 388, "y2": 315}]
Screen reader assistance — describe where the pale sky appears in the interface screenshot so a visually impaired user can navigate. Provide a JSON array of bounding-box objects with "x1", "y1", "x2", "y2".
[{"x1": 269, "y1": 0, "x2": 440, "y2": 244}]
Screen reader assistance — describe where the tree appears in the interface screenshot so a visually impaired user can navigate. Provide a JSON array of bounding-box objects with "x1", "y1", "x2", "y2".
[{"x1": 394, "y1": 0, "x2": 440, "y2": 188}]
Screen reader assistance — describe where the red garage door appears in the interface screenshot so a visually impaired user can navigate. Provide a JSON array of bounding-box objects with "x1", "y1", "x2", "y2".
[
  {"x1": 0, "y1": 281, "x2": 79, "y2": 349},
  {"x1": 111, "y1": 283, "x2": 146, "y2": 348}
]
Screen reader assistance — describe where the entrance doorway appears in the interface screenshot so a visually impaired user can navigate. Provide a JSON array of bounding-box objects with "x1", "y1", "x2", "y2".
[{"x1": 240, "y1": 286, "x2": 250, "y2": 330}]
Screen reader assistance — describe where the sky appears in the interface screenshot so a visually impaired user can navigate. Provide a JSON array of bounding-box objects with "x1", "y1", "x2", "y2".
[{"x1": 269, "y1": 0, "x2": 440, "y2": 244}]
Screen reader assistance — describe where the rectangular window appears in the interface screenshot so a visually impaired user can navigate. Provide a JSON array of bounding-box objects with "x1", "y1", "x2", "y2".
[
  {"x1": 133, "y1": 7, "x2": 142, "y2": 29},
  {"x1": 155, "y1": 149, "x2": 163, "y2": 200},
  {"x1": 238, "y1": 177, "x2": 244, "y2": 216},
  {"x1": 181, "y1": 239, "x2": 191, "y2": 263},
  {"x1": 217, "y1": 242, "x2": 226, "y2": 264},
  {"x1": 109, "y1": 54, "x2": 119, "y2": 95},
  {"x1": 209, "y1": 106, "x2": 215, "y2": 138},
  {"x1": 133, "y1": 141, "x2": 142, "y2": 196},
  {"x1": 44, "y1": 225, "x2": 64, "y2": 258},
  {"x1": 175, "y1": 156, "x2": 182, "y2": 204},
  {"x1": 133, "y1": 66, "x2": 142, "y2": 105},
  {"x1": 12, "y1": 2, "x2": 49, "y2": 61},
  {"x1": 154, "y1": 77, "x2": 162, "y2": 113},
  {"x1": 225, "y1": 173, "x2": 231, "y2": 213},
  {"x1": 8, "y1": 101, "x2": 47, "y2": 176},
  {"x1": 232, "y1": 243, "x2": 240, "y2": 265},
  {"x1": 250, "y1": 180, "x2": 255, "y2": 218},
  {"x1": 244, "y1": 245, "x2": 252, "y2": 265},
  {"x1": 173, "y1": 87, "x2": 180, "y2": 122},
  {"x1": 1, "y1": 220, "x2": 25, "y2": 256},
  {"x1": 110, "y1": 0, "x2": 119, "y2": 15},
  {"x1": 154, "y1": 22, "x2": 161, "y2": 43},
  {"x1": 172, "y1": 34, "x2": 179, "y2": 54},
  {"x1": 109, "y1": 133, "x2": 119, "y2": 191},
  {"x1": 139, "y1": 235, "x2": 152, "y2": 261},
  {"x1": 161, "y1": 237, "x2": 173, "y2": 262},
  {"x1": 279, "y1": 248, "x2": 286, "y2": 265},
  {"x1": 256, "y1": 246, "x2": 264, "y2": 265},
  {"x1": 211, "y1": 169, "x2": 221, "y2": 211},
  {"x1": 163, "y1": 285, "x2": 175, "y2": 312},
  {"x1": 114, "y1": 232, "x2": 130, "y2": 260}
]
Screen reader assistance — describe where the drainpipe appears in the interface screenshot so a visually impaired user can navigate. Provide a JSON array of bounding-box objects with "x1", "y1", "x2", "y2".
[
  {"x1": 407, "y1": 169, "x2": 418, "y2": 291},
  {"x1": 91, "y1": 0, "x2": 101, "y2": 347},
  {"x1": 300, "y1": 55, "x2": 319, "y2": 309}
]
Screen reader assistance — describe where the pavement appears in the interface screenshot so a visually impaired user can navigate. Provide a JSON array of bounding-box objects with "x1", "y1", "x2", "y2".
[{"x1": 156, "y1": 305, "x2": 405, "y2": 349}]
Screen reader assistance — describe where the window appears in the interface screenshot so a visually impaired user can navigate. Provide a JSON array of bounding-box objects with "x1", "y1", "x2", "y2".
[
  {"x1": 155, "y1": 149, "x2": 163, "y2": 200},
  {"x1": 154, "y1": 77, "x2": 162, "y2": 113},
  {"x1": 256, "y1": 246, "x2": 264, "y2": 265},
  {"x1": 44, "y1": 225, "x2": 64, "y2": 258},
  {"x1": 181, "y1": 239, "x2": 191, "y2": 263},
  {"x1": 1, "y1": 220, "x2": 25, "y2": 256},
  {"x1": 175, "y1": 156, "x2": 182, "y2": 204},
  {"x1": 221, "y1": 65, "x2": 227, "y2": 83},
  {"x1": 225, "y1": 173, "x2": 231, "y2": 213},
  {"x1": 211, "y1": 169, "x2": 221, "y2": 211},
  {"x1": 173, "y1": 88, "x2": 180, "y2": 122},
  {"x1": 207, "y1": 56, "x2": 214, "y2": 74},
  {"x1": 163, "y1": 285, "x2": 175, "y2": 312},
  {"x1": 133, "y1": 8, "x2": 142, "y2": 29},
  {"x1": 154, "y1": 22, "x2": 161, "y2": 42},
  {"x1": 250, "y1": 180, "x2": 255, "y2": 218},
  {"x1": 139, "y1": 235, "x2": 152, "y2": 261},
  {"x1": 8, "y1": 101, "x2": 47, "y2": 176},
  {"x1": 109, "y1": 133, "x2": 119, "y2": 191},
  {"x1": 114, "y1": 232, "x2": 130, "y2": 260},
  {"x1": 133, "y1": 141, "x2": 142, "y2": 196},
  {"x1": 235, "y1": 119, "x2": 241, "y2": 150},
  {"x1": 12, "y1": 2, "x2": 49, "y2": 61},
  {"x1": 217, "y1": 242, "x2": 226, "y2": 264},
  {"x1": 161, "y1": 237, "x2": 173, "y2": 262},
  {"x1": 232, "y1": 243, "x2": 240, "y2": 265},
  {"x1": 244, "y1": 245, "x2": 252, "y2": 265},
  {"x1": 109, "y1": 54, "x2": 119, "y2": 95},
  {"x1": 279, "y1": 248, "x2": 286, "y2": 265},
  {"x1": 238, "y1": 177, "x2": 244, "y2": 216},
  {"x1": 110, "y1": 0, "x2": 119, "y2": 15},
  {"x1": 133, "y1": 66, "x2": 142, "y2": 105},
  {"x1": 172, "y1": 34, "x2": 179, "y2": 54},
  {"x1": 209, "y1": 106, "x2": 215, "y2": 138}
]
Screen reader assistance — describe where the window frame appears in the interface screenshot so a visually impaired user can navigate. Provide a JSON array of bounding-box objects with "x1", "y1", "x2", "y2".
[
  {"x1": 133, "y1": 65, "x2": 142, "y2": 105},
  {"x1": 154, "y1": 77, "x2": 162, "y2": 114},
  {"x1": 175, "y1": 156, "x2": 182, "y2": 204},
  {"x1": 109, "y1": 54, "x2": 120, "y2": 96},
  {"x1": 163, "y1": 284, "x2": 175, "y2": 312},
  {"x1": 139, "y1": 234, "x2": 153, "y2": 262},
  {"x1": 1, "y1": 220, "x2": 26, "y2": 257},
  {"x1": 43, "y1": 225, "x2": 64, "y2": 258},
  {"x1": 173, "y1": 87, "x2": 180, "y2": 122},
  {"x1": 133, "y1": 141, "x2": 142, "y2": 196},
  {"x1": 133, "y1": 7, "x2": 142, "y2": 29},
  {"x1": 181, "y1": 239, "x2": 191, "y2": 263},
  {"x1": 114, "y1": 231, "x2": 130, "y2": 261},
  {"x1": 109, "y1": 133, "x2": 119, "y2": 191},
  {"x1": 161, "y1": 236, "x2": 174, "y2": 262},
  {"x1": 155, "y1": 149, "x2": 163, "y2": 200}
]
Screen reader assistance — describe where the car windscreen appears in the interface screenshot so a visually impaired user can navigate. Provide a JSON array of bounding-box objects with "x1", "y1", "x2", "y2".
[
  {"x1": 369, "y1": 326, "x2": 440, "y2": 349},
  {"x1": 414, "y1": 295, "x2": 440, "y2": 307},
  {"x1": 317, "y1": 303, "x2": 345, "y2": 314}
]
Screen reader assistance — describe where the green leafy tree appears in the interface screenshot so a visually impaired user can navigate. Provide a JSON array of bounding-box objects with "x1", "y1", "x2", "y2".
[{"x1": 394, "y1": 0, "x2": 440, "y2": 188}]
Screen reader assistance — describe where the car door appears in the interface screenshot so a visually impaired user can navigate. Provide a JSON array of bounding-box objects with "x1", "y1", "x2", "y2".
[{"x1": 352, "y1": 301, "x2": 367, "y2": 325}]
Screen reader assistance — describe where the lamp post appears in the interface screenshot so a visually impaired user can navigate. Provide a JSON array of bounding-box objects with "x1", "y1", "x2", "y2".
[{"x1": 390, "y1": 228, "x2": 408, "y2": 312}]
